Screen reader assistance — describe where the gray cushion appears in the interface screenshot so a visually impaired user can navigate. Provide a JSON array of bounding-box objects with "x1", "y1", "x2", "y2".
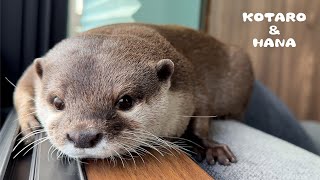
[
  {"x1": 302, "y1": 121, "x2": 320, "y2": 153},
  {"x1": 199, "y1": 120, "x2": 320, "y2": 180},
  {"x1": 244, "y1": 81, "x2": 319, "y2": 154}
]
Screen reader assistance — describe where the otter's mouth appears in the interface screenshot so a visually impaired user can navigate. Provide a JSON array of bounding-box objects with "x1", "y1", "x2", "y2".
[{"x1": 47, "y1": 130, "x2": 189, "y2": 162}]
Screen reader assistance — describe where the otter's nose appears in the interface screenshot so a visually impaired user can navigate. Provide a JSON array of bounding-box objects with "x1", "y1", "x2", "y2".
[{"x1": 67, "y1": 130, "x2": 102, "y2": 148}]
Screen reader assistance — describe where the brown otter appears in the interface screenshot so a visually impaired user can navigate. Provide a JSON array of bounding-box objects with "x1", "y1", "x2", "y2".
[{"x1": 13, "y1": 23, "x2": 253, "y2": 165}]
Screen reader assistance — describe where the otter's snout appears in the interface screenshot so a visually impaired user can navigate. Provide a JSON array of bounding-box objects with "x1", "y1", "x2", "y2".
[{"x1": 66, "y1": 130, "x2": 102, "y2": 148}]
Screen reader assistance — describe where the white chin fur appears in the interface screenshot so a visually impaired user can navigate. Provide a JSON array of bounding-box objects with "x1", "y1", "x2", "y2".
[{"x1": 57, "y1": 140, "x2": 120, "y2": 159}]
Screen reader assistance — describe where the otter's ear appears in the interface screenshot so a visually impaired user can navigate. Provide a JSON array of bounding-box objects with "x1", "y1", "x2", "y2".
[
  {"x1": 34, "y1": 58, "x2": 44, "y2": 78},
  {"x1": 156, "y1": 59, "x2": 174, "y2": 81}
]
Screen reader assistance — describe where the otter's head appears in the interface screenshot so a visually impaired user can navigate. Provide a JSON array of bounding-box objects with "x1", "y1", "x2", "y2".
[{"x1": 33, "y1": 36, "x2": 188, "y2": 159}]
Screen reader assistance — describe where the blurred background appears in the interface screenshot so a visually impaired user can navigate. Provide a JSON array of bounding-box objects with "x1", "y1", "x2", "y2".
[{"x1": 1, "y1": 0, "x2": 319, "y2": 127}]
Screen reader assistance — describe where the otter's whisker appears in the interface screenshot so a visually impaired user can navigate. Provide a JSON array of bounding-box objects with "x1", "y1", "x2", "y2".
[
  {"x1": 136, "y1": 130, "x2": 179, "y2": 155},
  {"x1": 63, "y1": 154, "x2": 68, "y2": 163},
  {"x1": 143, "y1": 137, "x2": 179, "y2": 155},
  {"x1": 14, "y1": 126, "x2": 43, "y2": 140},
  {"x1": 123, "y1": 141, "x2": 161, "y2": 164},
  {"x1": 117, "y1": 143, "x2": 137, "y2": 168},
  {"x1": 14, "y1": 111, "x2": 37, "y2": 122},
  {"x1": 5, "y1": 77, "x2": 36, "y2": 105},
  {"x1": 124, "y1": 131, "x2": 174, "y2": 156},
  {"x1": 121, "y1": 136, "x2": 164, "y2": 157},
  {"x1": 51, "y1": 146, "x2": 58, "y2": 159},
  {"x1": 121, "y1": 143, "x2": 145, "y2": 164},
  {"x1": 57, "y1": 150, "x2": 64, "y2": 159},
  {"x1": 16, "y1": 129, "x2": 46, "y2": 142},
  {"x1": 5, "y1": 77, "x2": 36, "y2": 102},
  {"x1": 181, "y1": 115, "x2": 217, "y2": 118},
  {"x1": 122, "y1": 132, "x2": 170, "y2": 155},
  {"x1": 13, "y1": 137, "x2": 47, "y2": 159},
  {"x1": 165, "y1": 140, "x2": 195, "y2": 154},
  {"x1": 172, "y1": 141, "x2": 189, "y2": 146},
  {"x1": 66, "y1": 155, "x2": 70, "y2": 164},
  {"x1": 15, "y1": 129, "x2": 44, "y2": 144},
  {"x1": 5, "y1": 77, "x2": 17, "y2": 88},
  {"x1": 149, "y1": 137, "x2": 191, "y2": 156},
  {"x1": 75, "y1": 158, "x2": 88, "y2": 165},
  {"x1": 168, "y1": 144, "x2": 195, "y2": 156},
  {"x1": 13, "y1": 130, "x2": 46, "y2": 152},
  {"x1": 128, "y1": 130, "x2": 197, "y2": 156},
  {"x1": 110, "y1": 156, "x2": 116, "y2": 167},
  {"x1": 48, "y1": 144, "x2": 54, "y2": 161},
  {"x1": 135, "y1": 146, "x2": 162, "y2": 163},
  {"x1": 112, "y1": 149, "x2": 125, "y2": 168},
  {"x1": 142, "y1": 138, "x2": 177, "y2": 156},
  {"x1": 22, "y1": 137, "x2": 49, "y2": 156},
  {"x1": 162, "y1": 136, "x2": 203, "y2": 148}
]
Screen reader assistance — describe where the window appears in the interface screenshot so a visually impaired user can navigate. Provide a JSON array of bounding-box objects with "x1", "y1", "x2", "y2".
[{"x1": 68, "y1": 0, "x2": 202, "y2": 36}]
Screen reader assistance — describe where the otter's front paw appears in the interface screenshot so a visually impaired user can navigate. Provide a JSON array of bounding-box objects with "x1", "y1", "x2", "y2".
[
  {"x1": 192, "y1": 140, "x2": 237, "y2": 165},
  {"x1": 18, "y1": 115, "x2": 41, "y2": 144},
  {"x1": 204, "y1": 141, "x2": 237, "y2": 166}
]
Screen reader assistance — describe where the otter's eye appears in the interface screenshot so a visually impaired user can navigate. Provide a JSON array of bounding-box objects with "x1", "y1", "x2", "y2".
[
  {"x1": 53, "y1": 97, "x2": 65, "y2": 110},
  {"x1": 117, "y1": 95, "x2": 133, "y2": 111}
]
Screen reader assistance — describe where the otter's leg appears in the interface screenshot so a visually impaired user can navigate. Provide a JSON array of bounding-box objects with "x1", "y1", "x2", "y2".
[
  {"x1": 14, "y1": 63, "x2": 41, "y2": 143},
  {"x1": 202, "y1": 119, "x2": 237, "y2": 165},
  {"x1": 184, "y1": 117, "x2": 237, "y2": 166}
]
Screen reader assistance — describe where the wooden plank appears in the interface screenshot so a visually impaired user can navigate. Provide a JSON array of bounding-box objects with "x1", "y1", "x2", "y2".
[{"x1": 85, "y1": 151, "x2": 212, "y2": 180}]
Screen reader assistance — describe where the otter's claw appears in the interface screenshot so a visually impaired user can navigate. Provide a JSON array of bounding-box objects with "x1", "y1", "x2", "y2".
[
  {"x1": 205, "y1": 143, "x2": 237, "y2": 165},
  {"x1": 193, "y1": 140, "x2": 237, "y2": 166}
]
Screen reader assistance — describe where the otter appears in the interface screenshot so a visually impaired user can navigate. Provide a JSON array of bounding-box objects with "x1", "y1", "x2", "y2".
[{"x1": 13, "y1": 23, "x2": 253, "y2": 165}]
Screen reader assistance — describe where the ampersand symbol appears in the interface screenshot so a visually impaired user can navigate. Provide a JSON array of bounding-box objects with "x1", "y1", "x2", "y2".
[{"x1": 269, "y1": 25, "x2": 280, "y2": 35}]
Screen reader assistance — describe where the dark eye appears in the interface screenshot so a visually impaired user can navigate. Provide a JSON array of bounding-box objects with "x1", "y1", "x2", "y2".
[
  {"x1": 117, "y1": 95, "x2": 133, "y2": 111},
  {"x1": 53, "y1": 96, "x2": 65, "y2": 110}
]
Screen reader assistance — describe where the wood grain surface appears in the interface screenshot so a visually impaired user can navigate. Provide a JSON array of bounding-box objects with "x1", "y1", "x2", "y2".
[
  {"x1": 85, "y1": 150, "x2": 212, "y2": 180},
  {"x1": 206, "y1": 0, "x2": 320, "y2": 121}
]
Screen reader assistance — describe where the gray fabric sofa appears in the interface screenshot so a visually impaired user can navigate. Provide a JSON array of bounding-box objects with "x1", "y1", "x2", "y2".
[{"x1": 199, "y1": 120, "x2": 320, "y2": 180}]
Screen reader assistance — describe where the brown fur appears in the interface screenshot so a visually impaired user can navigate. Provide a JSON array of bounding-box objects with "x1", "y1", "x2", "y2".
[
  {"x1": 14, "y1": 23, "x2": 254, "y2": 161},
  {"x1": 82, "y1": 23, "x2": 253, "y2": 137}
]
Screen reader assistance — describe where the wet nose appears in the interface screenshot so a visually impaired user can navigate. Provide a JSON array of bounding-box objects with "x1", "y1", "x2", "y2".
[{"x1": 67, "y1": 130, "x2": 102, "y2": 148}]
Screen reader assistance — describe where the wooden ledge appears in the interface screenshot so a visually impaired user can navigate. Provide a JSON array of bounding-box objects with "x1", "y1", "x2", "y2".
[{"x1": 85, "y1": 151, "x2": 212, "y2": 180}]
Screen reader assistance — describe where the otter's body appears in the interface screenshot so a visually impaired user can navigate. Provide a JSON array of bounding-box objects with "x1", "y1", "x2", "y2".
[{"x1": 14, "y1": 23, "x2": 253, "y2": 164}]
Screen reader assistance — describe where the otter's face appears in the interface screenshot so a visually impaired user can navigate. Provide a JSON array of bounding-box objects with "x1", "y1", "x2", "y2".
[{"x1": 33, "y1": 47, "x2": 181, "y2": 159}]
